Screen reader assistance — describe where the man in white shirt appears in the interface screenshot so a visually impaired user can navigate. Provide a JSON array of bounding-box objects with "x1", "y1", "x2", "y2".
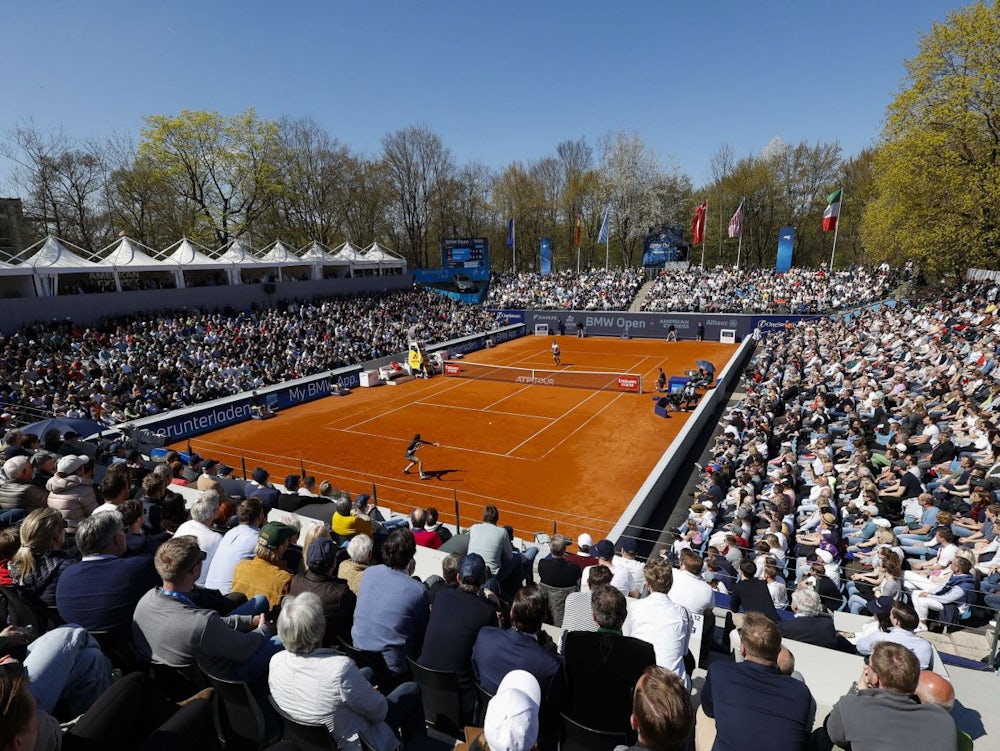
[
  {"x1": 205, "y1": 498, "x2": 266, "y2": 594},
  {"x1": 612, "y1": 538, "x2": 646, "y2": 595},
  {"x1": 173, "y1": 490, "x2": 223, "y2": 588},
  {"x1": 581, "y1": 539, "x2": 637, "y2": 598},
  {"x1": 624, "y1": 558, "x2": 692, "y2": 688},
  {"x1": 668, "y1": 549, "x2": 714, "y2": 619}
]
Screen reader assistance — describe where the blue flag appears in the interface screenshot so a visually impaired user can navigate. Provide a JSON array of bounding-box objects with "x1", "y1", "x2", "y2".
[
  {"x1": 597, "y1": 207, "x2": 610, "y2": 244},
  {"x1": 505, "y1": 218, "x2": 515, "y2": 249}
]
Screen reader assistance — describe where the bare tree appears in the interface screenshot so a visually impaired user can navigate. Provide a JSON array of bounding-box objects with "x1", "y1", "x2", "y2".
[{"x1": 381, "y1": 124, "x2": 454, "y2": 268}]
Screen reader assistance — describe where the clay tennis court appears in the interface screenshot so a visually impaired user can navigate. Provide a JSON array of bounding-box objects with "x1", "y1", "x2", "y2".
[{"x1": 178, "y1": 335, "x2": 739, "y2": 543}]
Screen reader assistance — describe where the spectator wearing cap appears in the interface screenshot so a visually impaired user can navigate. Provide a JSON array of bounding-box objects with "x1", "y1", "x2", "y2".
[
  {"x1": 613, "y1": 538, "x2": 647, "y2": 594},
  {"x1": 56, "y1": 510, "x2": 159, "y2": 641},
  {"x1": 244, "y1": 467, "x2": 280, "y2": 511},
  {"x1": 133, "y1": 535, "x2": 280, "y2": 685},
  {"x1": 623, "y1": 558, "x2": 691, "y2": 689},
  {"x1": 196, "y1": 459, "x2": 232, "y2": 507},
  {"x1": 564, "y1": 532, "x2": 595, "y2": 573},
  {"x1": 174, "y1": 490, "x2": 224, "y2": 588},
  {"x1": 479, "y1": 670, "x2": 542, "y2": 751},
  {"x1": 538, "y1": 534, "x2": 583, "y2": 589},
  {"x1": 564, "y1": 586, "x2": 656, "y2": 732},
  {"x1": 181, "y1": 453, "x2": 203, "y2": 484},
  {"x1": 0, "y1": 455, "x2": 49, "y2": 521},
  {"x1": 288, "y1": 537, "x2": 357, "y2": 647},
  {"x1": 419, "y1": 553, "x2": 499, "y2": 715},
  {"x1": 29, "y1": 451, "x2": 57, "y2": 490},
  {"x1": 231, "y1": 521, "x2": 297, "y2": 609},
  {"x1": 205, "y1": 498, "x2": 267, "y2": 595},
  {"x1": 855, "y1": 598, "x2": 934, "y2": 669},
  {"x1": 45, "y1": 455, "x2": 97, "y2": 532},
  {"x1": 581, "y1": 539, "x2": 638, "y2": 598},
  {"x1": 410, "y1": 507, "x2": 443, "y2": 550},
  {"x1": 352, "y1": 529, "x2": 430, "y2": 676}
]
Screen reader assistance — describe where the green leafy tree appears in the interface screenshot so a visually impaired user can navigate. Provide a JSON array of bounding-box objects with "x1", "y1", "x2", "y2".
[
  {"x1": 139, "y1": 109, "x2": 281, "y2": 247},
  {"x1": 863, "y1": 1, "x2": 1000, "y2": 276}
]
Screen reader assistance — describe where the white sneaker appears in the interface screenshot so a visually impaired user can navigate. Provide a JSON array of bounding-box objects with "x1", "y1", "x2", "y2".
[{"x1": 915, "y1": 623, "x2": 929, "y2": 633}]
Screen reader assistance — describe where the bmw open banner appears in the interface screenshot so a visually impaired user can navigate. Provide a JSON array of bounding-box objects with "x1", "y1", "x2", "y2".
[{"x1": 776, "y1": 226, "x2": 795, "y2": 272}]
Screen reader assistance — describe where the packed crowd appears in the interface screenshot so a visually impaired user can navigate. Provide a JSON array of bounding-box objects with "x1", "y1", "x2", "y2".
[
  {"x1": 640, "y1": 264, "x2": 900, "y2": 313},
  {"x1": 674, "y1": 280, "x2": 1000, "y2": 637},
  {"x1": 0, "y1": 289, "x2": 502, "y2": 423},
  {"x1": 0, "y1": 274, "x2": 988, "y2": 751},
  {"x1": 485, "y1": 269, "x2": 645, "y2": 310}
]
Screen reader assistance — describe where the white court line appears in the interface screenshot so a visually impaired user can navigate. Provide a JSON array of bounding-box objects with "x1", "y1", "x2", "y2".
[
  {"x1": 341, "y1": 428, "x2": 525, "y2": 461},
  {"x1": 416, "y1": 401, "x2": 552, "y2": 421},
  {"x1": 505, "y1": 390, "x2": 604, "y2": 456},
  {"x1": 538, "y1": 392, "x2": 624, "y2": 460}
]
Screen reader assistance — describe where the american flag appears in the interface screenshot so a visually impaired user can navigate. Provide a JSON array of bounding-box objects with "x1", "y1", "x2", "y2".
[{"x1": 728, "y1": 198, "x2": 745, "y2": 239}]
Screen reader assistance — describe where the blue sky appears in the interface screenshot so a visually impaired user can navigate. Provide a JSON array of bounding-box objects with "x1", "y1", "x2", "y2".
[{"x1": 0, "y1": 1, "x2": 967, "y2": 189}]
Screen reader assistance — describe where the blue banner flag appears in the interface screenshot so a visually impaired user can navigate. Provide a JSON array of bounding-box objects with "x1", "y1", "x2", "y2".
[
  {"x1": 597, "y1": 207, "x2": 610, "y2": 244},
  {"x1": 505, "y1": 218, "x2": 515, "y2": 249},
  {"x1": 776, "y1": 226, "x2": 795, "y2": 272}
]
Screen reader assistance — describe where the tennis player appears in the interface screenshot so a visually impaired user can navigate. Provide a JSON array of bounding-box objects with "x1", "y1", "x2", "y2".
[
  {"x1": 403, "y1": 433, "x2": 439, "y2": 480},
  {"x1": 551, "y1": 339, "x2": 562, "y2": 366}
]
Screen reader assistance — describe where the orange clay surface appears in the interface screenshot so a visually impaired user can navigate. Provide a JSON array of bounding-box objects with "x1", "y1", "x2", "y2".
[{"x1": 177, "y1": 336, "x2": 738, "y2": 543}]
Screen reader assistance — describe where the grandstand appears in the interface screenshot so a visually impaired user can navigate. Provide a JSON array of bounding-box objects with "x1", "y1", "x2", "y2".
[{"x1": 0, "y1": 268, "x2": 997, "y2": 748}]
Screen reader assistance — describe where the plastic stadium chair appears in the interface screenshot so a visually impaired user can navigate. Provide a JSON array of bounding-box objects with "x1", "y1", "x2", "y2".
[
  {"x1": 559, "y1": 712, "x2": 628, "y2": 751},
  {"x1": 405, "y1": 657, "x2": 464, "y2": 739},
  {"x1": 202, "y1": 669, "x2": 279, "y2": 750},
  {"x1": 267, "y1": 696, "x2": 334, "y2": 751}
]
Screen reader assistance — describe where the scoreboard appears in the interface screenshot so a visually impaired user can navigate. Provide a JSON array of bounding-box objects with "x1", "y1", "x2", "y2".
[{"x1": 442, "y1": 237, "x2": 488, "y2": 269}]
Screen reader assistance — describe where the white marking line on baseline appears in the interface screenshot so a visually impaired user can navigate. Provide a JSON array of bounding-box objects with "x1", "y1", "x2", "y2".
[
  {"x1": 505, "y1": 389, "x2": 604, "y2": 456},
  {"x1": 537, "y1": 392, "x2": 624, "y2": 460}
]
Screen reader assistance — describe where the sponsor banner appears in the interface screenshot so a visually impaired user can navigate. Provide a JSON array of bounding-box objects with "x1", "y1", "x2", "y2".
[
  {"x1": 776, "y1": 226, "x2": 795, "y2": 273},
  {"x1": 444, "y1": 363, "x2": 461, "y2": 376},
  {"x1": 490, "y1": 309, "x2": 526, "y2": 325},
  {"x1": 749, "y1": 314, "x2": 823, "y2": 336},
  {"x1": 129, "y1": 324, "x2": 525, "y2": 441},
  {"x1": 616, "y1": 375, "x2": 641, "y2": 392},
  {"x1": 524, "y1": 310, "x2": 752, "y2": 340}
]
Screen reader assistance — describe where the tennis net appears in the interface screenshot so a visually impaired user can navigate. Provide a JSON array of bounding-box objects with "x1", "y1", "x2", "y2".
[{"x1": 442, "y1": 360, "x2": 643, "y2": 393}]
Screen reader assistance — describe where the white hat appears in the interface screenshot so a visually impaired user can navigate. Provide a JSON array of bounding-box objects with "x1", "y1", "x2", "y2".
[
  {"x1": 873, "y1": 518, "x2": 892, "y2": 528},
  {"x1": 484, "y1": 671, "x2": 541, "y2": 751},
  {"x1": 577, "y1": 533, "x2": 593, "y2": 549},
  {"x1": 56, "y1": 455, "x2": 88, "y2": 475},
  {"x1": 815, "y1": 549, "x2": 834, "y2": 564}
]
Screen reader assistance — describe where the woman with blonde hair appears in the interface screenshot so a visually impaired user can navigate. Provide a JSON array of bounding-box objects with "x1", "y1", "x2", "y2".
[
  {"x1": 299, "y1": 523, "x2": 332, "y2": 572},
  {"x1": 9, "y1": 507, "x2": 76, "y2": 607}
]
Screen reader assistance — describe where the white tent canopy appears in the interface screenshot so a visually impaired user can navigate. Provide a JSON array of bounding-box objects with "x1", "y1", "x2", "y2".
[
  {"x1": 301, "y1": 240, "x2": 352, "y2": 279},
  {"x1": 215, "y1": 238, "x2": 272, "y2": 285},
  {"x1": 260, "y1": 240, "x2": 313, "y2": 282},
  {"x1": 364, "y1": 242, "x2": 407, "y2": 275},
  {"x1": 10, "y1": 236, "x2": 99, "y2": 296},
  {"x1": 161, "y1": 237, "x2": 227, "y2": 289},
  {"x1": 93, "y1": 236, "x2": 176, "y2": 292}
]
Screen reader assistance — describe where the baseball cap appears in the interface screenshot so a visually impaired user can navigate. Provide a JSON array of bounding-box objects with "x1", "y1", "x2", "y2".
[
  {"x1": 591, "y1": 539, "x2": 615, "y2": 560},
  {"x1": 56, "y1": 455, "x2": 88, "y2": 475},
  {"x1": 203, "y1": 459, "x2": 220, "y2": 472},
  {"x1": 484, "y1": 670, "x2": 541, "y2": 751},
  {"x1": 30, "y1": 451, "x2": 55, "y2": 467},
  {"x1": 618, "y1": 538, "x2": 637, "y2": 555},
  {"x1": 576, "y1": 533, "x2": 593, "y2": 549},
  {"x1": 307, "y1": 538, "x2": 337, "y2": 570},
  {"x1": 259, "y1": 522, "x2": 296, "y2": 549},
  {"x1": 458, "y1": 553, "x2": 487, "y2": 585},
  {"x1": 814, "y1": 549, "x2": 834, "y2": 564}
]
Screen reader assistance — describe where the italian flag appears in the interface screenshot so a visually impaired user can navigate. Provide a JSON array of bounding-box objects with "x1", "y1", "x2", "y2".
[{"x1": 822, "y1": 189, "x2": 842, "y2": 232}]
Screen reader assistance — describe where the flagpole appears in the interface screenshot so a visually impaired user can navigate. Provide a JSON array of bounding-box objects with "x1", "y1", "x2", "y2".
[
  {"x1": 605, "y1": 234, "x2": 609, "y2": 270},
  {"x1": 735, "y1": 196, "x2": 745, "y2": 269},
  {"x1": 828, "y1": 187, "x2": 843, "y2": 271},
  {"x1": 700, "y1": 204, "x2": 708, "y2": 268}
]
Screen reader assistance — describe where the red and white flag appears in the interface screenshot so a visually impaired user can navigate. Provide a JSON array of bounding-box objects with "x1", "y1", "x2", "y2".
[
  {"x1": 822, "y1": 189, "x2": 842, "y2": 232},
  {"x1": 727, "y1": 198, "x2": 745, "y2": 239},
  {"x1": 691, "y1": 201, "x2": 707, "y2": 244}
]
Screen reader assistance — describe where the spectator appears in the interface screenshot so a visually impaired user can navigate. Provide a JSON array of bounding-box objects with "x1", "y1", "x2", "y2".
[
  {"x1": 341, "y1": 533, "x2": 373, "y2": 596},
  {"x1": 288, "y1": 538, "x2": 357, "y2": 647},
  {"x1": 230, "y1": 521, "x2": 297, "y2": 609},
  {"x1": 0, "y1": 456, "x2": 49, "y2": 519},
  {"x1": 623, "y1": 558, "x2": 692, "y2": 688},
  {"x1": 623, "y1": 665, "x2": 695, "y2": 751},
  {"x1": 351, "y1": 529, "x2": 429, "y2": 676},
  {"x1": 173, "y1": 490, "x2": 224, "y2": 588},
  {"x1": 8, "y1": 507, "x2": 76, "y2": 608},
  {"x1": 410, "y1": 507, "x2": 442, "y2": 549},
  {"x1": 204, "y1": 498, "x2": 266, "y2": 595}
]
